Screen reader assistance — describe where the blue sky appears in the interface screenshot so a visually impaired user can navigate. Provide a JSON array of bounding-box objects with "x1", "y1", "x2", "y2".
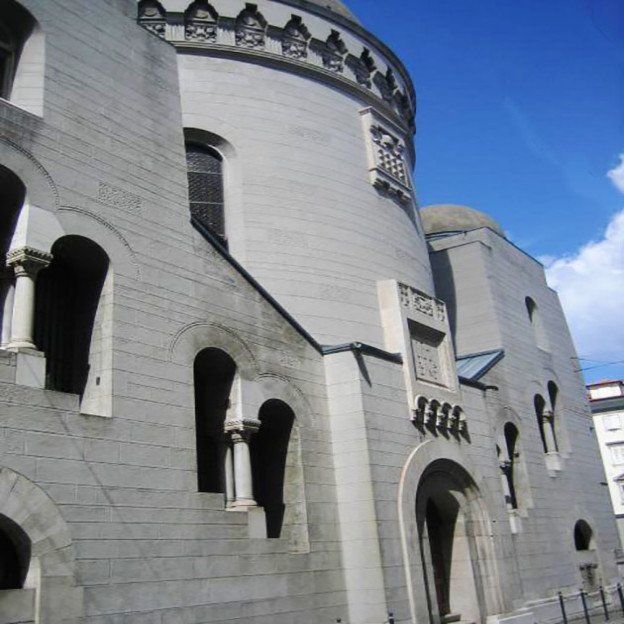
[{"x1": 350, "y1": 0, "x2": 624, "y2": 383}]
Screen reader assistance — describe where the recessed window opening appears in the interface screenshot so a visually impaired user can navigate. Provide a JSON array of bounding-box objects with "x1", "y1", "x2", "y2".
[
  {"x1": 250, "y1": 399, "x2": 295, "y2": 538},
  {"x1": 194, "y1": 348, "x2": 236, "y2": 493},
  {"x1": 0, "y1": 513, "x2": 31, "y2": 590},
  {"x1": 186, "y1": 143, "x2": 226, "y2": 248},
  {"x1": 525, "y1": 296, "x2": 548, "y2": 350},
  {"x1": 503, "y1": 422, "x2": 519, "y2": 509},
  {"x1": 574, "y1": 520, "x2": 593, "y2": 551},
  {"x1": 34, "y1": 236, "x2": 109, "y2": 395}
]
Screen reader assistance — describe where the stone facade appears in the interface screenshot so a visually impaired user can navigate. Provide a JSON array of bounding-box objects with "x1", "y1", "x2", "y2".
[{"x1": 0, "y1": 1, "x2": 618, "y2": 623}]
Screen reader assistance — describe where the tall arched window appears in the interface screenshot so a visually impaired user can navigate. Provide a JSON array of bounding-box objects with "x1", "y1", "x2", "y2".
[
  {"x1": 525, "y1": 296, "x2": 548, "y2": 350},
  {"x1": 34, "y1": 236, "x2": 109, "y2": 397},
  {"x1": 0, "y1": 514, "x2": 31, "y2": 590},
  {"x1": 194, "y1": 348, "x2": 236, "y2": 493},
  {"x1": 186, "y1": 143, "x2": 226, "y2": 248},
  {"x1": 250, "y1": 399, "x2": 295, "y2": 538}
]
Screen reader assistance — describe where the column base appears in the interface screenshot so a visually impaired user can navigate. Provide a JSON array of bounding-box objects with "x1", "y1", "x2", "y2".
[
  {"x1": 6, "y1": 341, "x2": 38, "y2": 351},
  {"x1": 13, "y1": 349, "x2": 46, "y2": 388},
  {"x1": 229, "y1": 498, "x2": 257, "y2": 511}
]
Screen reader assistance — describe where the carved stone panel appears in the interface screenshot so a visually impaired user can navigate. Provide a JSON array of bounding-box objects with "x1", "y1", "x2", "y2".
[
  {"x1": 409, "y1": 321, "x2": 446, "y2": 387},
  {"x1": 360, "y1": 108, "x2": 412, "y2": 204}
]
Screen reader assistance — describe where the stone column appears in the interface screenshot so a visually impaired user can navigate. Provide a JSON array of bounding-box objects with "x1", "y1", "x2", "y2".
[
  {"x1": 223, "y1": 437, "x2": 235, "y2": 508},
  {"x1": 224, "y1": 418, "x2": 260, "y2": 509},
  {"x1": 0, "y1": 266, "x2": 15, "y2": 348},
  {"x1": 542, "y1": 409, "x2": 558, "y2": 452},
  {"x1": 6, "y1": 247, "x2": 52, "y2": 351}
]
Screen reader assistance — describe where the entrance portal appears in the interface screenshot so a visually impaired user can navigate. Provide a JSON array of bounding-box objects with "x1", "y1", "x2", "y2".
[{"x1": 417, "y1": 461, "x2": 485, "y2": 624}]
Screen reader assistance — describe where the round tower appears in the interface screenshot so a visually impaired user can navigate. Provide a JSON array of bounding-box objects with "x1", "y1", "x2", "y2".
[{"x1": 139, "y1": 0, "x2": 433, "y2": 346}]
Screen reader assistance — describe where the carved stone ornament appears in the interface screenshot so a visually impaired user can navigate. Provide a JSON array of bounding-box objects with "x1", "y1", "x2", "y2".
[
  {"x1": 235, "y1": 4, "x2": 267, "y2": 50},
  {"x1": 282, "y1": 15, "x2": 310, "y2": 59},
  {"x1": 137, "y1": 0, "x2": 167, "y2": 38},
  {"x1": 374, "y1": 68, "x2": 398, "y2": 103},
  {"x1": 348, "y1": 48, "x2": 376, "y2": 87},
  {"x1": 411, "y1": 394, "x2": 466, "y2": 434},
  {"x1": 185, "y1": 0, "x2": 218, "y2": 43},
  {"x1": 321, "y1": 30, "x2": 348, "y2": 73}
]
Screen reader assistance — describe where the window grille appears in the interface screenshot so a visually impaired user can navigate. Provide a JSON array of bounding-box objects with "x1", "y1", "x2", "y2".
[{"x1": 186, "y1": 144, "x2": 226, "y2": 247}]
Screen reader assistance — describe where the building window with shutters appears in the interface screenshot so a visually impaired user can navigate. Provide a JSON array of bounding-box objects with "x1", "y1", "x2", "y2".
[{"x1": 186, "y1": 143, "x2": 227, "y2": 248}]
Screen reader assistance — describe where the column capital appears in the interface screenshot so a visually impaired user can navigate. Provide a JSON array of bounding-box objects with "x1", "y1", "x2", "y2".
[
  {"x1": 224, "y1": 418, "x2": 261, "y2": 440},
  {"x1": 7, "y1": 246, "x2": 52, "y2": 277},
  {"x1": 542, "y1": 409, "x2": 555, "y2": 423}
]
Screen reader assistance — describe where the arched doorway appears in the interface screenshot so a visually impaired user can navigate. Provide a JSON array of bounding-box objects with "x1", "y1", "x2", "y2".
[{"x1": 416, "y1": 460, "x2": 490, "y2": 624}]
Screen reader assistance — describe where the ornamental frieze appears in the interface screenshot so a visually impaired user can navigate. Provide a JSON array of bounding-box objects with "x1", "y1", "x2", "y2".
[{"x1": 137, "y1": 1, "x2": 415, "y2": 130}]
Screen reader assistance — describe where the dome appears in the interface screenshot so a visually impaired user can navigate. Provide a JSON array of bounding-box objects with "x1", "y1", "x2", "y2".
[
  {"x1": 419, "y1": 204, "x2": 505, "y2": 238},
  {"x1": 283, "y1": 0, "x2": 359, "y2": 23}
]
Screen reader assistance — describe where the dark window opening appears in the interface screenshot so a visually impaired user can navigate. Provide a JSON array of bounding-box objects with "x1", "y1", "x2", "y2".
[
  {"x1": 186, "y1": 143, "x2": 226, "y2": 248},
  {"x1": 574, "y1": 520, "x2": 593, "y2": 551},
  {"x1": 34, "y1": 236, "x2": 109, "y2": 395},
  {"x1": 194, "y1": 348, "x2": 236, "y2": 493},
  {"x1": 534, "y1": 394, "x2": 547, "y2": 453},
  {"x1": 0, "y1": 514, "x2": 31, "y2": 590},
  {"x1": 503, "y1": 422, "x2": 519, "y2": 509},
  {"x1": 0, "y1": 2, "x2": 35, "y2": 100},
  {"x1": 250, "y1": 399, "x2": 295, "y2": 538}
]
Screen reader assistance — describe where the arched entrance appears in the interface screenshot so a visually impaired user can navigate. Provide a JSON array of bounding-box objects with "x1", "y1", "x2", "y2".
[{"x1": 417, "y1": 462, "x2": 484, "y2": 624}]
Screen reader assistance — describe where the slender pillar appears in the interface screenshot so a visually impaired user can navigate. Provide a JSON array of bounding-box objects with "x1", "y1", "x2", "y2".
[
  {"x1": 0, "y1": 266, "x2": 15, "y2": 348},
  {"x1": 223, "y1": 437, "x2": 235, "y2": 508},
  {"x1": 224, "y1": 418, "x2": 260, "y2": 509},
  {"x1": 542, "y1": 410, "x2": 558, "y2": 452},
  {"x1": 6, "y1": 247, "x2": 52, "y2": 351}
]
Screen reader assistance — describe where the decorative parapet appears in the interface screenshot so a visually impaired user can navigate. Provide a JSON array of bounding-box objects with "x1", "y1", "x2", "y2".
[
  {"x1": 137, "y1": 1, "x2": 415, "y2": 131},
  {"x1": 360, "y1": 107, "x2": 413, "y2": 205}
]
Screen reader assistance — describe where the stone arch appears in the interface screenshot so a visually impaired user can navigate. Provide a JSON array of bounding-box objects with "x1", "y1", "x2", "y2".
[
  {"x1": 398, "y1": 440, "x2": 503, "y2": 624},
  {"x1": 169, "y1": 321, "x2": 259, "y2": 379},
  {"x1": 0, "y1": 138, "x2": 58, "y2": 212},
  {"x1": 0, "y1": 467, "x2": 83, "y2": 622},
  {"x1": 58, "y1": 207, "x2": 140, "y2": 280}
]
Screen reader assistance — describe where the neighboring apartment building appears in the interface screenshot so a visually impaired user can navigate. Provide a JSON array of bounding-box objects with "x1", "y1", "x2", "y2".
[
  {"x1": 0, "y1": 1, "x2": 620, "y2": 623},
  {"x1": 589, "y1": 380, "x2": 624, "y2": 544}
]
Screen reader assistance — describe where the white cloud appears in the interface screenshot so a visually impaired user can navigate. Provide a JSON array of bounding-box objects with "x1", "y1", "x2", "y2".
[
  {"x1": 607, "y1": 153, "x2": 624, "y2": 193},
  {"x1": 543, "y1": 207, "x2": 624, "y2": 367}
]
